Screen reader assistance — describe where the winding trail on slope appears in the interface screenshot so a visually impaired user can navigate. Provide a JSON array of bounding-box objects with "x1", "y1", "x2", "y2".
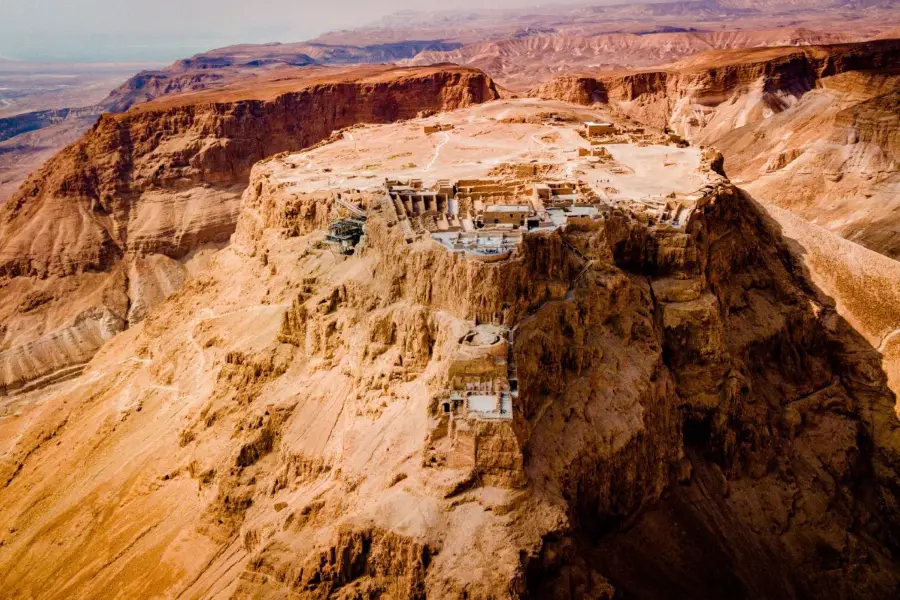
[
  {"x1": 425, "y1": 132, "x2": 450, "y2": 172},
  {"x1": 879, "y1": 328, "x2": 900, "y2": 354},
  {"x1": 345, "y1": 131, "x2": 360, "y2": 160}
]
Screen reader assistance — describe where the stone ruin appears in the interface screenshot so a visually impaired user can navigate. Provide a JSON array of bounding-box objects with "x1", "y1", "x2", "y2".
[
  {"x1": 585, "y1": 120, "x2": 616, "y2": 137},
  {"x1": 425, "y1": 324, "x2": 524, "y2": 484},
  {"x1": 324, "y1": 195, "x2": 368, "y2": 255},
  {"x1": 440, "y1": 325, "x2": 516, "y2": 422},
  {"x1": 423, "y1": 123, "x2": 454, "y2": 135},
  {"x1": 583, "y1": 119, "x2": 666, "y2": 146},
  {"x1": 382, "y1": 176, "x2": 608, "y2": 260}
]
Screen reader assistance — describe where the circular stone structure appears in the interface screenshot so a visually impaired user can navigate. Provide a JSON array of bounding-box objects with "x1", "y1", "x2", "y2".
[{"x1": 461, "y1": 329, "x2": 502, "y2": 347}]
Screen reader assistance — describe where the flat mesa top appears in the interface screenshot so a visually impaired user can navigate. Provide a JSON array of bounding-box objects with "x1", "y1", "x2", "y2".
[
  {"x1": 133, "y1": 64, "x2": 485, "y2": 111},
  {"x1": 269, "y1": 98, "x2": 706, "y2": 202}
]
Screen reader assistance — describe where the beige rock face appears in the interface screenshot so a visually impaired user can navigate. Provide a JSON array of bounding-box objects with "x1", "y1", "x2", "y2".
[
  {"x1": 531, "y1": 40, "x2": 900, "y2": 135},
  {"x1": 531, "y1": 39, "x2": 900, "y2": 259},
  {"x1": 716, "y1": 77, "x2": 900, "y2": 259},
  {"x1": 0, "y1": 65, "x2": 499, "y2": 397},
  {"x1": 0, "y1": 99, "x2": 899, "y2": 599}
]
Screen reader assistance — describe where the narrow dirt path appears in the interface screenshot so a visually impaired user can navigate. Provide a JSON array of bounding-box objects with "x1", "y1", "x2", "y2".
[
  {"x1": 425, "y1": 132, "x2": 450, "y2": 172},
  {"x1": 879, "y1": 328, "x2": 900, "y2": 354}
]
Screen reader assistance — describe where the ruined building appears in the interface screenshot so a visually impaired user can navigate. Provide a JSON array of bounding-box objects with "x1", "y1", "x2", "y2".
[{"x1": 384, "y1": 176, "x2": 606, "y2": 260}]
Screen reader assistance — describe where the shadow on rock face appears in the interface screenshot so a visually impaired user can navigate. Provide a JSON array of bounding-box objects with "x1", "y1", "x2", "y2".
[{"x1": 520, "y1": 186, "x2": 900, "y2": 600}]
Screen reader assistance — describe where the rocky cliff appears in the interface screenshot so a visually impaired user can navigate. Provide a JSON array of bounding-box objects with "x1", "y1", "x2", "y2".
[
  {"x1": 530, "y1": 39, "x2": 900, "y2": 259},
  {"x1": 1, "y1": 105, "x2": 899, "y2": 598},
  {"x1": 101, "y1": 41, "x2": 466, "y2": 112},
  {"x1": 2, "y1": 64, "x2": 498, "y2": 278},
  {"x1": 531, "y1": 39, "x2": 900, "y2": 134},
  {"x1": 0, "y1": 65, "x2": 499, "y2": 396},
  {"x1": 404, "y1": 28, "x2": 863, "y2": 91},
  {"x1": 713, "y1": 71, "x2": 900, "y2": 259}
]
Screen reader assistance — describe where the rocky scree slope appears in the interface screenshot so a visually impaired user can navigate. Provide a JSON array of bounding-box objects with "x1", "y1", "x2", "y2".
[
  {"x1": 712, "y1": 70, "x2": 900, "y2": 259},
  {"x1": 0, "y1": 65, "x2": 499, "y2": 397},
  {"x1": 530, "y1": 38, "x2": 900, "y2": 259},
  {"x1": 0, "y1": 137, "x2": 899, "y2": 598}
]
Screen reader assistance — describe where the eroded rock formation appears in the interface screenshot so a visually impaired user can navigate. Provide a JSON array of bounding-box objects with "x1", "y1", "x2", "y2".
[
  {"x1": 531, "y1": 39, "x2": 900, "y2": 260},
  {"x1": 404, "y1": 28, "x2": 866, "y2": 91},
  {"x1": 0, "y1": 65, "x2": 499, "y2": 396},
  {"x1": 1, "y1": 99, "x2": 899, "y2": 598}
]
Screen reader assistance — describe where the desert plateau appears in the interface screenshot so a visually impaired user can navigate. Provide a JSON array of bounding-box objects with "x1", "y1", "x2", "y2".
[{"x1": 2, "y1": 1, "x2": 900, "y2": 599}]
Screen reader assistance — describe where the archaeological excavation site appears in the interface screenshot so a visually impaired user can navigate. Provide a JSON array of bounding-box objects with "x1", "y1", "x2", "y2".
[{"x1": 2, "y1": 7, "x2": 900, "y2": 599}]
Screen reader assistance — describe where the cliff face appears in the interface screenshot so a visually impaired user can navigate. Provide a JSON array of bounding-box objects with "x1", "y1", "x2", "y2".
[
  {"x1": 1, "y1": 107, "x2": 899, "y2": 598},
  {"x1": 100, "y1": 70, "x2": 230, "y2": 113},
  {"x1": 516, "y1": 182, "x2": 900, "y2": 599},
  {"x1": 531, "y1": 39, "x2": 900, "y2": 136},
  {"x1": 404, "y1": 28, "x2": 861, "y2": 91},
  {"x1": 530, "y1": 39, "x2": 900, "y2": 260},
  {"x1": 0, "y1": 65, "x2": 499, "y2": 395},
  {"x1": 1, "y1": 65, "x2": 499, "y2": 278},
  {"x1": 101, "y1": 41, "x2": 465, "y2": 112},
  {"x1": 577, "y1": 183, "x2": 900, "y2": 600},
  {"x1": 714, "y1": 73, "x2": 900, "y2": 259}
]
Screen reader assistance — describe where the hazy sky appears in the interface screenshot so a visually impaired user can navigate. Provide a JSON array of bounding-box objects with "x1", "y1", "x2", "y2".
[{"x1": 0, "y1": 0, "x2": 584, "y2": 63}]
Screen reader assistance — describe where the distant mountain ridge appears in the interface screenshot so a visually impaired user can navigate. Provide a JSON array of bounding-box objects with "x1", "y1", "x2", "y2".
[
  {"x1": 403, "y1": 27, "x2": 866, "y2": 89},
  {"x1": 0, "y1": 106, "x2": 104, "y2": 143}
]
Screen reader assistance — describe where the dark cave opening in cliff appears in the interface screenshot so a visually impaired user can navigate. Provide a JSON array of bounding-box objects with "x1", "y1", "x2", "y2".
[{"x1": 682, "y1": 413, "x2": 714, "y2": 451}]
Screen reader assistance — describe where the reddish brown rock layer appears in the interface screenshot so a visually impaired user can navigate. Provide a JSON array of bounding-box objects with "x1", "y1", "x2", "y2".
[
  {"x1": 530, "y1": 39, "x2": 900, "y2": 260},
  {"x1": 530, "y1": 39, "x2": 900, "y2": 130},
  {"x1": 0, "y1": 65, "x2": 498, "y2": 396},
  {"x1": 0, "y1": 65, "x2": 499, "y2": 278}
]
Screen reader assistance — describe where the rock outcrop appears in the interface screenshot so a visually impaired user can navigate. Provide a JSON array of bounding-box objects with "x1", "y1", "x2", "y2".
[
  {"x1": 101, "y1": 41, "x2": 466, "y2": 112},
  {"x1": 714, "y1": 73, "x2": 900, "y2": 259},
  {"x1": 1, "y1": 101, "x2": 899, "y2": 598},
  {"x1": 530, "y1": 39, "x2": 900, "y2": 259},
  {"x1": 0, "y1": 65, "x2": 499, "y2": 396},
  {"x1": 531, "y1": 39, "x2": 900, "y2": 135}
]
